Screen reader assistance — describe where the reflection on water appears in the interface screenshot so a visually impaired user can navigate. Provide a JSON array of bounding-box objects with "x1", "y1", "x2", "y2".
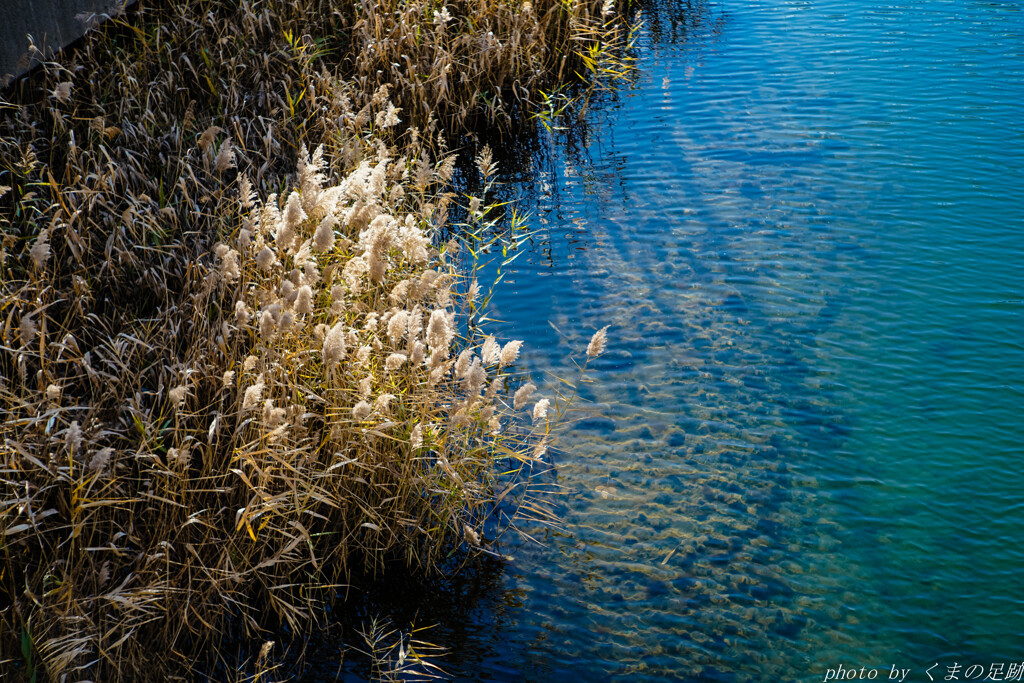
[{"x1": 313, "y1": 0, "x2": 1024, "y2": 680}]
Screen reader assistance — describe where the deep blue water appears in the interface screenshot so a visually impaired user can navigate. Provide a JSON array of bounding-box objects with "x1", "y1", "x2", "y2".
[{"x1": 333, "y1": 1, "x2": 1024, "y2": 680}]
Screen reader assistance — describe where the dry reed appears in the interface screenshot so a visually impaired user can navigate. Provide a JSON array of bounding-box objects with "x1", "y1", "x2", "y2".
[{"x1": 0, "y1": 0, "x2": 626, "y2": 679}]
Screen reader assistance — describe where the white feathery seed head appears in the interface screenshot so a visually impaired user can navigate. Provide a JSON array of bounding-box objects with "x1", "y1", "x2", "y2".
[
  {"x1": 587, "y1": 326, "x2": 609, "y2": 358},
  {"x1": 343, "y1": 255, "x2": 368, "y2": 294},
  {"x1": 499, "y1": 340, "x2": 523, "y2": 367},
  {"x1": 374, "y1": 393, "x2": 395, "y2": 412},
  {"x1": 356, "y1": 345, "x2": 371, "y2": 365},
  {"x1": 428, "y1": 350, "x2": 446, "y2": 371},
  {"x1": 30, "y1": 229, "x2": 51, "y2": 270},
  {"x1": 282, "y1": 191, "x2": 307, "y2": 231},
  {"x1": 220, "y1": 247, "x2": 240, "y2": 282},
  {"x1": 532, "y1": 398, "x2": 550, "y2": 423},
  {"x1": 387, "y1": 310, "x2": 409, "y2": 346},
  {"x1": 427, "y1": 309, "x2": 453, "y2": 351},
  {"x1": 533, "y1": 440, "x2": 548, "y2": 460},
  {"x1": 485, "y1": 377, "x2": 502, "y2": 401},
  {"x1": 455, "y1": 349, "x2": 473, "y2": 379},
  {"x1": 259, "y1": 310, "x2": 275, "y2": 340},
  {"x1": 406, "y1": 307, "x2": 423, "y2": 340},
  {"x1": 260, "y1": 194, "x2": 280, "y2": 234},
  {"x1": 256, "y1": 246, "x2": 277, "y2": 270},
  {"x1": 435, "y1": 153, "x2": 457, "y2": 183},
  {"x1": 398, "y1": 218, "x2": 429, "y2": 264},
  {"x1": 168, "y1": 446, "x2": 192, "y2": 469},
  {"x1": 19, "y1": 314, "x2": 38, "y2": 346},
  {"x1": 323, "y1": 322, "x2": 347, "y2": 365},
  {"x1": 89, "y1": 447, "x2": 112, "y2": 474},
  {"x1": 433, "y1": 5, "x2": 453, "y2": 25},
  {"x1": 239, "y1": 174, "x2": 256, "y2": 209},
  {"x1": 295, "y1": 285, "x2": 314, "y2": 315},
  {"x1": 313, "y1": 215, "x2": 336, "y2": 252},
  {"x1": 312, "y1": 323, "x2": 329, "y2": 346},
  {"x1": 463, "y1": 358, "x2": 486, "y2": 397},
  {"x1": 375, "y1": 103, "x2": 402, "y2": 129},
  {"x1": 169, "y1": 385, "x2": 189, "y2": 408},
  {"x1": 268, "y1": 301, "x2": 283, "y2": 323},
  {"x1": 303, "y1": 259, "x2": 320, "y2": 286},
  {"x1": 513, "y1": 382, "x2": 536, "y2": 410},
  {"x1": 481, "y1": 336, "x2": 501, "y2": 365},
  {"x1": 215, "y1": 138, "x2": 235, "y2": 172},
  {"x1": 276, "y1": 221, "x2": 295, "y2": 255},
  {"x1": 53, "y1": 81, "x2": 73, "y2": 103},
  {"x1": 199, "y1": 125, "x2": 222, "y2": 153},
  {"x1": 234, "y1": 300, "x2": 250, "y2": 326},
  {"x1": 390, "y1": 279, "x2": 411, "y2": 304},
  {"x1": 263, "y1": 399, "x2": 286, "y2": 428},
  {"x1": 450, "y1": 408, "x2": 472, "y2": 429},
  {"x1": 66, "y1": 421, "x2": 83, "y2": 454},
  {"x1": 298, "y1": 143, "x2": 327, "y2": 208},
  {"x1": 428, "y1": 363, "x2": 449, "y2": 387},
  {"x1": 385, "y1": 353, "x2": 407, "y2": 372},
  {"x1": 242, "y1": 380, "x2": 264, "y2": 412},
  {"x1": 352, "y1": 401, "x2": 372, "y2": 421},
  {"x1": 410, "y1": 340, "x2": 426, "y2": 366}
]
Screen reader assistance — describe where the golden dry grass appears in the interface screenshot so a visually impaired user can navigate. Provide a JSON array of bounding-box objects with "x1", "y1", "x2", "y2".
[{"x1": 0, "y1": 0, "x2": 629, "y2": 679}]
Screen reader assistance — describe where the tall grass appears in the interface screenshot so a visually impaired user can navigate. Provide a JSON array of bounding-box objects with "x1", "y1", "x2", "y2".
[
  {"x1": 0, "y1": 0, "x2": 628, "y2": 679},
  {"x1": 339, "y1": 0, "x2": 640, "y2": 129}
]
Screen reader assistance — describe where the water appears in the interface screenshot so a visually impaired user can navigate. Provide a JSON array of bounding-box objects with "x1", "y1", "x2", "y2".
[{"x1": 336, "y1": 1, "x2": 1024, "y2": 680}]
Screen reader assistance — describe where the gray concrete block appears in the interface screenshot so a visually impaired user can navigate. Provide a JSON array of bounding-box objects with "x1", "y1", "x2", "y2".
[{"x1": 1, "y1": 0, "x2": 132, "y2": 86}]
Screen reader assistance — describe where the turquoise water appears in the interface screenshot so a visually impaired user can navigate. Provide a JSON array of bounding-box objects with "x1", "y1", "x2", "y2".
[{"x1": 328, "y1": 1, "x2": 1024, "y2": 680}]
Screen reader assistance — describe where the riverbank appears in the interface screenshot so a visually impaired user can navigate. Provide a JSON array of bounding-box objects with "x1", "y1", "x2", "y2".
[{"x1": 0, "y1": 1, "x2": 632, "y2": 679}]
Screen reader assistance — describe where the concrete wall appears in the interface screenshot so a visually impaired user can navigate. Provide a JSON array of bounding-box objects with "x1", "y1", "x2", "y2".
[{"x1": 1, "y1": 0, "x2": 130, "y2": 86}]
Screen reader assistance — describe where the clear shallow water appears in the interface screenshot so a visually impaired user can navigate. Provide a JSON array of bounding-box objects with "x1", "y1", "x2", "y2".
[{"x1": 325, "y1": 1, "x2": 1024, "y2": 680}]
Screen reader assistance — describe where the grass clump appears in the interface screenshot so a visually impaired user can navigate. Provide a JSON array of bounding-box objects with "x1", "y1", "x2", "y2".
[
  {"x1": 339, "y1": 0, "x2": 640, "y2": 129},
  {"x1": 0, "y1": 0, "x2": 629, "y2": 679}
]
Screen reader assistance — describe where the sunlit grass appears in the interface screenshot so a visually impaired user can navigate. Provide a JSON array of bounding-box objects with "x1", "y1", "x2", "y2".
[{"x1": 0, "y1": 0, "x2": 629, "y2": 679}]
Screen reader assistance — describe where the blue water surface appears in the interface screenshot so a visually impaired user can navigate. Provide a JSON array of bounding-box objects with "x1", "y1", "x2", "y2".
[{"x1": 332, "y1": 1, "x2": 1024, "y2": 680}]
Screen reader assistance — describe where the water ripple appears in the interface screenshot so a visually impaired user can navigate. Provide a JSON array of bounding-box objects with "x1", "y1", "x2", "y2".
[{"x1": 319, "y1": 1, "x2": 1024, "y2": 680}]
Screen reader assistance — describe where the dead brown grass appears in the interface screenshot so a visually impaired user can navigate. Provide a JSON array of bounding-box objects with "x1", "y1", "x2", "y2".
[{"x1": 0, "y1": 0, "x2": 627, "y2": 679}]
